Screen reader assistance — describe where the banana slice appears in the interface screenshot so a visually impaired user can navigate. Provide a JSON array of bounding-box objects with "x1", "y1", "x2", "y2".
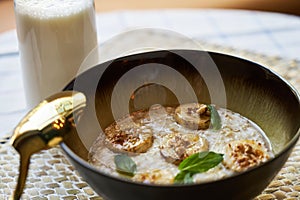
[
  {"x1": 174, "y1": 103, "x2": 210, "y2": 130},
  {"x1": 159, "y1": 132, "x2": 209, "y2": 165},
  {"x1": 104, "y1": 111, "x2": 153, "y2": 153},
  {"x1": 223, "y1": 140, "x2": 271, "y2": 172}
]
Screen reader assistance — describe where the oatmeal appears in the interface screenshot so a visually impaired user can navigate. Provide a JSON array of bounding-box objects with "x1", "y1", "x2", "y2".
[{"x1": 88, "y1": 103, "x2": 273, "y2": 184}]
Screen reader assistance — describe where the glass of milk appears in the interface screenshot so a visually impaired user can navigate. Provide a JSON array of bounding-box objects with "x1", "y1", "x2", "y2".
[{"x1": 14, "y1": 0, "x2": 98, "y2": 108}]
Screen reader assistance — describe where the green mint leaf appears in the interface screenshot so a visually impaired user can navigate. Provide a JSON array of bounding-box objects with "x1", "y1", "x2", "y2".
[
  {"x1": 174, "y1": 171, "x2": 194, "y2": 184},
  {"x1": 114, "y1": 154, "x2": 137, "y2": 176},
  {"x1": 207, "y1": 104, "x2": 222, "y2": 130},
  {"x1": 174, "y1": 151, "x2": 223, "y2": 183},
  {"x1": 183, "y1": 172, "x2": 194, "y2": 184},
  {"x1": 174, "y1": 151, "x2": 224, "y2": 183},
  {"x1": 179, "y1": 151, "x2": 223, "y2": 173},
  {"x1": 174, "y1": 171, "x2": 187, "y2": 183},
  {"x1": 178, "y1": 151, "x2": 209, "y2": 171}
]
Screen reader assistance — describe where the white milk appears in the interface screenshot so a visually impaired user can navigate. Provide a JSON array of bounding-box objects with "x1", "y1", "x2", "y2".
[{"x1": 14, "y1": 0, "x2": 98, "y2": 108}]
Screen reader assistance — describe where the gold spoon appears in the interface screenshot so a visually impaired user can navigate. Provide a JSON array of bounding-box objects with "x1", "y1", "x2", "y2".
[{"x1": 9, "y1": 91, "x2": 86, "y2": 200}]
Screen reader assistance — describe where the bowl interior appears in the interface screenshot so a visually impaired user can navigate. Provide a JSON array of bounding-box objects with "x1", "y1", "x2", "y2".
[{"x1": 63, "y1": 49, "x2": 300, "y2": 165}]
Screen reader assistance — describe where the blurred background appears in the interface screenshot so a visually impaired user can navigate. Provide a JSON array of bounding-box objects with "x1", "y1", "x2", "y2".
[{"x1": 1, "y1": 0, "x2": 300, "y2": 33}]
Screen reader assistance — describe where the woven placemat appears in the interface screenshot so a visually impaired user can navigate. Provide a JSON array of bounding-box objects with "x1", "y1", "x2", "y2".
[{"x1": 1, "y1": 33, "x2": 300, "y2": 199}]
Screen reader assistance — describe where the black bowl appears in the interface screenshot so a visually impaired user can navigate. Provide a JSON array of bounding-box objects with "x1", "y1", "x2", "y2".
[{"x1": 61, "y1": 49, "x2": 300, "y2": 200}]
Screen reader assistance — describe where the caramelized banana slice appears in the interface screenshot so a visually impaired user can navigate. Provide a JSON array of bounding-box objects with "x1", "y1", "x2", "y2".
[
  {"x1": 174, "y1": 103, "x2": 210, "y2": 130},
  {"x1": 104, "y1": 112, "x2": 153, "y2": 153},
  {"x1": 223, "y1": 140, "x2": 271, "y2": 172},
  {"x1": 159, "y1": 133, "x2": 209, "y2": 165}
]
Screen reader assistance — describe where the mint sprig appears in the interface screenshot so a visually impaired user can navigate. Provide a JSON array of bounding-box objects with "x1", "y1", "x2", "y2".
[
  {"x1": 114, "y1": 154, "x2": 137, "y2": 176},
  {"x1": 207, "y1": 105, "x2": 222, "y2": 130},
  {"x1": 174, "y1": 151, "x2": 223, "y2": 184}
]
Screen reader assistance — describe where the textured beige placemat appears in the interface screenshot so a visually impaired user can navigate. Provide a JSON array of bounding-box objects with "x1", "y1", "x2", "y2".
[{"x1": 1, "y1": 35, "x2": 300, "y2": 200}]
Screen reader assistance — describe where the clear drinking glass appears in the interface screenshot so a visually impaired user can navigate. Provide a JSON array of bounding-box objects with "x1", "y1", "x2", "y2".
[{"x1": 14, "y1": 0, "x2": 98, "y2": 108}]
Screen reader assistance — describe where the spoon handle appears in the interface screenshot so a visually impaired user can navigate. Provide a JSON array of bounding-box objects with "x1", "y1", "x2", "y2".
[
  {"x1": 9, "y1": 91, "x2": 86, "y2": 199},
  {"x1": 11, "y1": 130, "x2": 46, "y2": 200}
]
